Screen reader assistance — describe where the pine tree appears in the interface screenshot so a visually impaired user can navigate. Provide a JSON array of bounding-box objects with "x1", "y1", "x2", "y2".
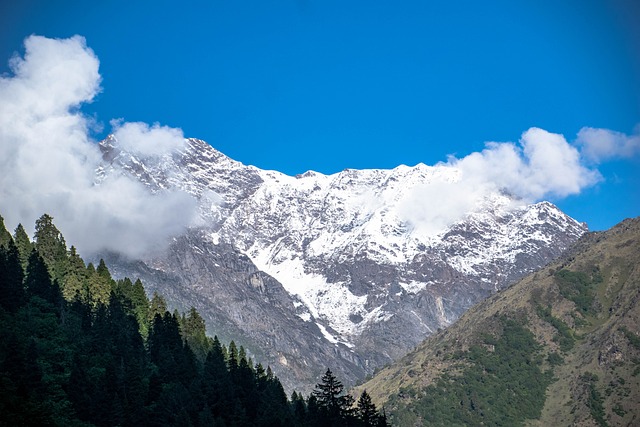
[
  {"x1": 356, "y1": 390, "x2": 379, "y2": 426},
  {"x1": 149, "y1": 292, "x2": 168, "y2": 323},
  {"x1": 0, "y1": 240, "x2": 25, "y2": 311},
  {"x1": 183, "y1": 306, "x2": 211, "y2": 362},
  {"x1": 130, "y1": 278, "x2": 150, "y2": 338},
  {"x1": 24, "y1": 250, "x2": 55, "y2": 304},
  {"x1": 312, "y1": 368, "x2": 355, "y2": 423},
  {"x1": 235, "y1": 346, "x2": 258, "y2": 420},
  {"x1": 13, "y1": 224, "x2": 33, "y2": 271},
  {"x1": 86, "y1": 260, "x2": 112, "y2": 306},
  {"x1": 62, "y1": 246, "x2": 89, "y2": 302},
  {"x1": 291, "y1": 391, "x2": 307, "y2": 425},
  {"x1": 227, "y1": 341, "x2": 239, "y2": 372},
  {"x1": 0, "y1": 214, "x2": 12, "y2": 248},
  {"x1": 203, "y1": 336, "x2": 234, "y2": 419},
  {"x1": 33, "y1": 214, "x2": 68, "y2": 284},
  {"x1": 96, "y1": 258, "x2": 112, "y2": 281}
]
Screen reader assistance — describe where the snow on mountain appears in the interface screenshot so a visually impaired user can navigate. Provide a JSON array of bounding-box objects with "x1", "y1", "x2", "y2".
[{"x1": 97, "y1": 136, "x2": 587, "y2": 391}]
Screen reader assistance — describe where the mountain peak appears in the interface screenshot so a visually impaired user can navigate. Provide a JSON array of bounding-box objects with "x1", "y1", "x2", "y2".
[{"x1": 97, "y1": 135, "x2": 588, "y2": 392}]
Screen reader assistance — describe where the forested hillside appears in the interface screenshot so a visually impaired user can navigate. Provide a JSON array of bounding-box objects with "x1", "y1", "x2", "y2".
[
  {"x1": 357, "y1": 218, "x2": 640, "y2": 426},
  {"x1": 0, "y1": 214, "x2": 388, "y2": 426}
]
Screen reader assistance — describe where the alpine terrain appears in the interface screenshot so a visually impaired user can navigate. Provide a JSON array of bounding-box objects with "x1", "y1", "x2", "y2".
[
  {"x1": 97, "y1": 136, "x2": 587, "y2": 392},
  {"x1": 357, "y1": 217, "x2": 640, "y2": 427}
]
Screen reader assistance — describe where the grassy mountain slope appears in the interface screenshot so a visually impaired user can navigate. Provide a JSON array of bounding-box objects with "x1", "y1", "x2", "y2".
[{"x1": 356, "y1": 217, "x2": 640, "y2": 426}]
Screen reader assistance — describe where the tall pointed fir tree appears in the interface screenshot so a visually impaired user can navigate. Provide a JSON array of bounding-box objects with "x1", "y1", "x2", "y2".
[
  {"x1": 0, "y1": 239, "x2": 25, "y2": 312},
  {"x1": 0, "y1": 215, "x2": 12, "y2": 248},
  {"x1": 312, "y1": 368, "x2": 355, "y2": 424},
  {"x1": 33, "y1": 214, "x2": 68, "y2": 285},
  {"x1": 13, "y1": 223, "x2": 33, "y2": 271},
  {"x1": 356, "y1": 390, "x2": 386, "y2": 426},
  {"x1": 62, "y1": 246, "x2": 89, "y2": 302},
  {"x1": 24, "y1": 250, "x2": 56, "y2": 305}
]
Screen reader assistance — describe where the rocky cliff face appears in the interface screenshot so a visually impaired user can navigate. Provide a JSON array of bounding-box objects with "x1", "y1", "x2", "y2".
[{"x1": 97, "y1": 136, "x2": 587, "y2": 392}]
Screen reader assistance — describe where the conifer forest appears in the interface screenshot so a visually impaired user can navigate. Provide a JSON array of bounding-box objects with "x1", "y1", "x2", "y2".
[{"x1": 0, "y1": 214, "x2": 388, "y2": 426}]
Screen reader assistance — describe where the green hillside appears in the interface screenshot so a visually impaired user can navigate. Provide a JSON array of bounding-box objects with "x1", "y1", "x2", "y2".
[{"x1": 357, "y1": 218, "x2": 640, "y2": 426}]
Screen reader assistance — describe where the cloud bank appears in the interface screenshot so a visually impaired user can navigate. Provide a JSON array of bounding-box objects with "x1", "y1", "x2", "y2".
[
  {"x1": 576, "y1": 125, "x2": 640, "y2": 163},
  {"x1": 0, "y1": 35, "x2": 197, "y2": 258},
  {"x1": 110, "y1": 119, "x2": 187, "y2": 157},
  {"x1": 1, "y1": 35, "x2": 635, "y2": 253},
  {"x1": 399, "y1": 125, "x2": 639, "y2": 235},
  {"x1": 455, "y1": 127, "x2": 601, "y2": 200}
]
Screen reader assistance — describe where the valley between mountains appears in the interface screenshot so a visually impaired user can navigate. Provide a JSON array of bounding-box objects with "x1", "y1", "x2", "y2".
[{"x1": 97, "y1": 136, "x2": 588, "y2": 393}]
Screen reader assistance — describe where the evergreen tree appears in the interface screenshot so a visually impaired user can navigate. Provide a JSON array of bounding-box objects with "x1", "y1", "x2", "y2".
[
  {"x1": 86, "y1": 260, "x2": 112, "y2": 306},
  {"x1": 33, "y1": 214, "x2": 68, "y2": 284},
  {"x1": 291, "y1": 391, "x2": 307, "y2": 425},
  {"x1": 149, "y1": 292, "x2": 168, "y2": 322},
  {"x1": 356, "y1": 390, "x2": 379, "y2": 426},
  {"x1": 24, "y1": 250, "x2": 55, "y2": 304},
  {"x1": 312, "y1": 368, "x2": 355, "y2": 424},
  {"x1": 131, "y1": 279, "x2": 150, "y2": 338},
  {"x1": 183, "y1": 306, "x2": 211, "y2": 362},
  {"x1": 96, "y1": 258, "x2": 112, "y2": 281},
  {"x1": 13, "y1": 223, "x2": 33, "y2": 271},
  {"x1": 0, "y1": 214, "x2": 12, "y2": 248},
  {"x1": 235, "y1": 347, "x2": 258, "y2": 420},
  {"x1": 62, "y1": 246, "x2": 89, "y2": 302},
  {"x1": 0, "y1": 240, "x2": 25, "y2": 312},
  {"x1": 0, "y1": 220, "x2": 310, "y2": 427},
  {"x1": 203, "y1": 336, "x2": 234, "y2": 420},
  {"x1": 227, "y1": 340, "x2": 239, "y2": 372}
]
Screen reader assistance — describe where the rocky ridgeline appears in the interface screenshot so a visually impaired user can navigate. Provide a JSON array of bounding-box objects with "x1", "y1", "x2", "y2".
[{"x1": 97, "y1": 136, "x2": 587, "y2": 393}]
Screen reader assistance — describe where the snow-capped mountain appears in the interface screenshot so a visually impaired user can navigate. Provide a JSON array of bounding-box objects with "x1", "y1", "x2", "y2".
[{"x1": 97, "y1": 136, "x2": 587, "y2": 392}]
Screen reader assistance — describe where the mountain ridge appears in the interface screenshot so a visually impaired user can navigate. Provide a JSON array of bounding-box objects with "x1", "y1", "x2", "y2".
[
  {"x1": 356, "y1": 217, "x2": 640, "y2": 426},
  {"x1": 97, "y1": 136, "x2": 588, "y2": 392}
]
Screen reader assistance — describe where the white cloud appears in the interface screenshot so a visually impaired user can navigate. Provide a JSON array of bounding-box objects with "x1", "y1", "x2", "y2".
[
  {"x1": 0, "y1": 35, "x2": 197, "y2": 258},
  {"x1": 110, "y1": 119, "x2": 186, "y2": 157},
  {"x1": 398, "y1": 127, "x2": 602, "y2": 235},
  {"x1": 576, "y1": 125, "x2": 640, "y2": 163},
  {"x1": 453, "y1": 127, "x2": 601, "y2": 200}
]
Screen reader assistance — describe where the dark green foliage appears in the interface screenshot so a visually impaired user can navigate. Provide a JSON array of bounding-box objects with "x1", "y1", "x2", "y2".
[
  {"x1": 63, "y1": 246, "x2": 90, "y2": 302},
  {"x1": 312, "y1": 368, "x2": 354, "y2": 423},
  {"x1": 131, "y1": 279, "x2": 150, "y2": 337},
  {"x1": 1, "y1": 213, "x2": 378, "y2": 427},
  {"x1": 291, "y1": 390, "x2": 307, "y2": 424},
  {"x1": 86, "y1": 259, "x2": 113, "y2": 306},
  {"x1": 620, "y1": 326, "x2": 640, "y2": 350},
  {"x1": 182, "y1": 306, "x2": 212, "y2": 362},
  {"x1": 0, "y1": 215, "x2": 12, "y2": 248},
  {"x1": 547, "y1": 351, "x2": 564, "y2": 366},
  {"x1": 24, "y1": 249, "x2": 59, "y2": 305},
  {"x1": 555, "y1": 268, "x2": 602, "y2": 315},
  {"x1": 13, "y1": 223, "x2": 33, "y2": 270},
  {"x1": 389, "y1": 318, "x2": 552, "y2": 426},
  {"x1": 357, "y1": 390, "x2": 387, "y2": 426},
  {"x1": 34, "y1": 213, "x2": 68, "y2": 284},
  {"x1": 536, "y1": 305, "x2": 575, "y2": 352},
  {"x1": 581, "y1": 372, "x2": 608, "y2": 427},
  {"x1": 149, "y1": 291, "x2": 168, "y2": 321},
  {"x1": 0, "y1": 240, "x2": 25, "y2": 312}
]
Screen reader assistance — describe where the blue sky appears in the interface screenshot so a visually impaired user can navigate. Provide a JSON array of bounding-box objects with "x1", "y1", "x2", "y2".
[{"x1": 1, "y1": 0, "x2": 638, "y2": 231}]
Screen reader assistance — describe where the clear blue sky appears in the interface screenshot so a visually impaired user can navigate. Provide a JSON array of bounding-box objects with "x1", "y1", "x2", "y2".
[{"x1": 1, "y1": 0, "x2": 638, "y2": 230}]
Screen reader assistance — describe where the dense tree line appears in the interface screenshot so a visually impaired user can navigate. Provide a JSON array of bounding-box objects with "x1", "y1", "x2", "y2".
[
  {"x1": 0, "y1": 214, "x2": 388, "y2": 426},
  {"x1": 388, "y1": 317, "x2": 552, "y2": 426}
]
